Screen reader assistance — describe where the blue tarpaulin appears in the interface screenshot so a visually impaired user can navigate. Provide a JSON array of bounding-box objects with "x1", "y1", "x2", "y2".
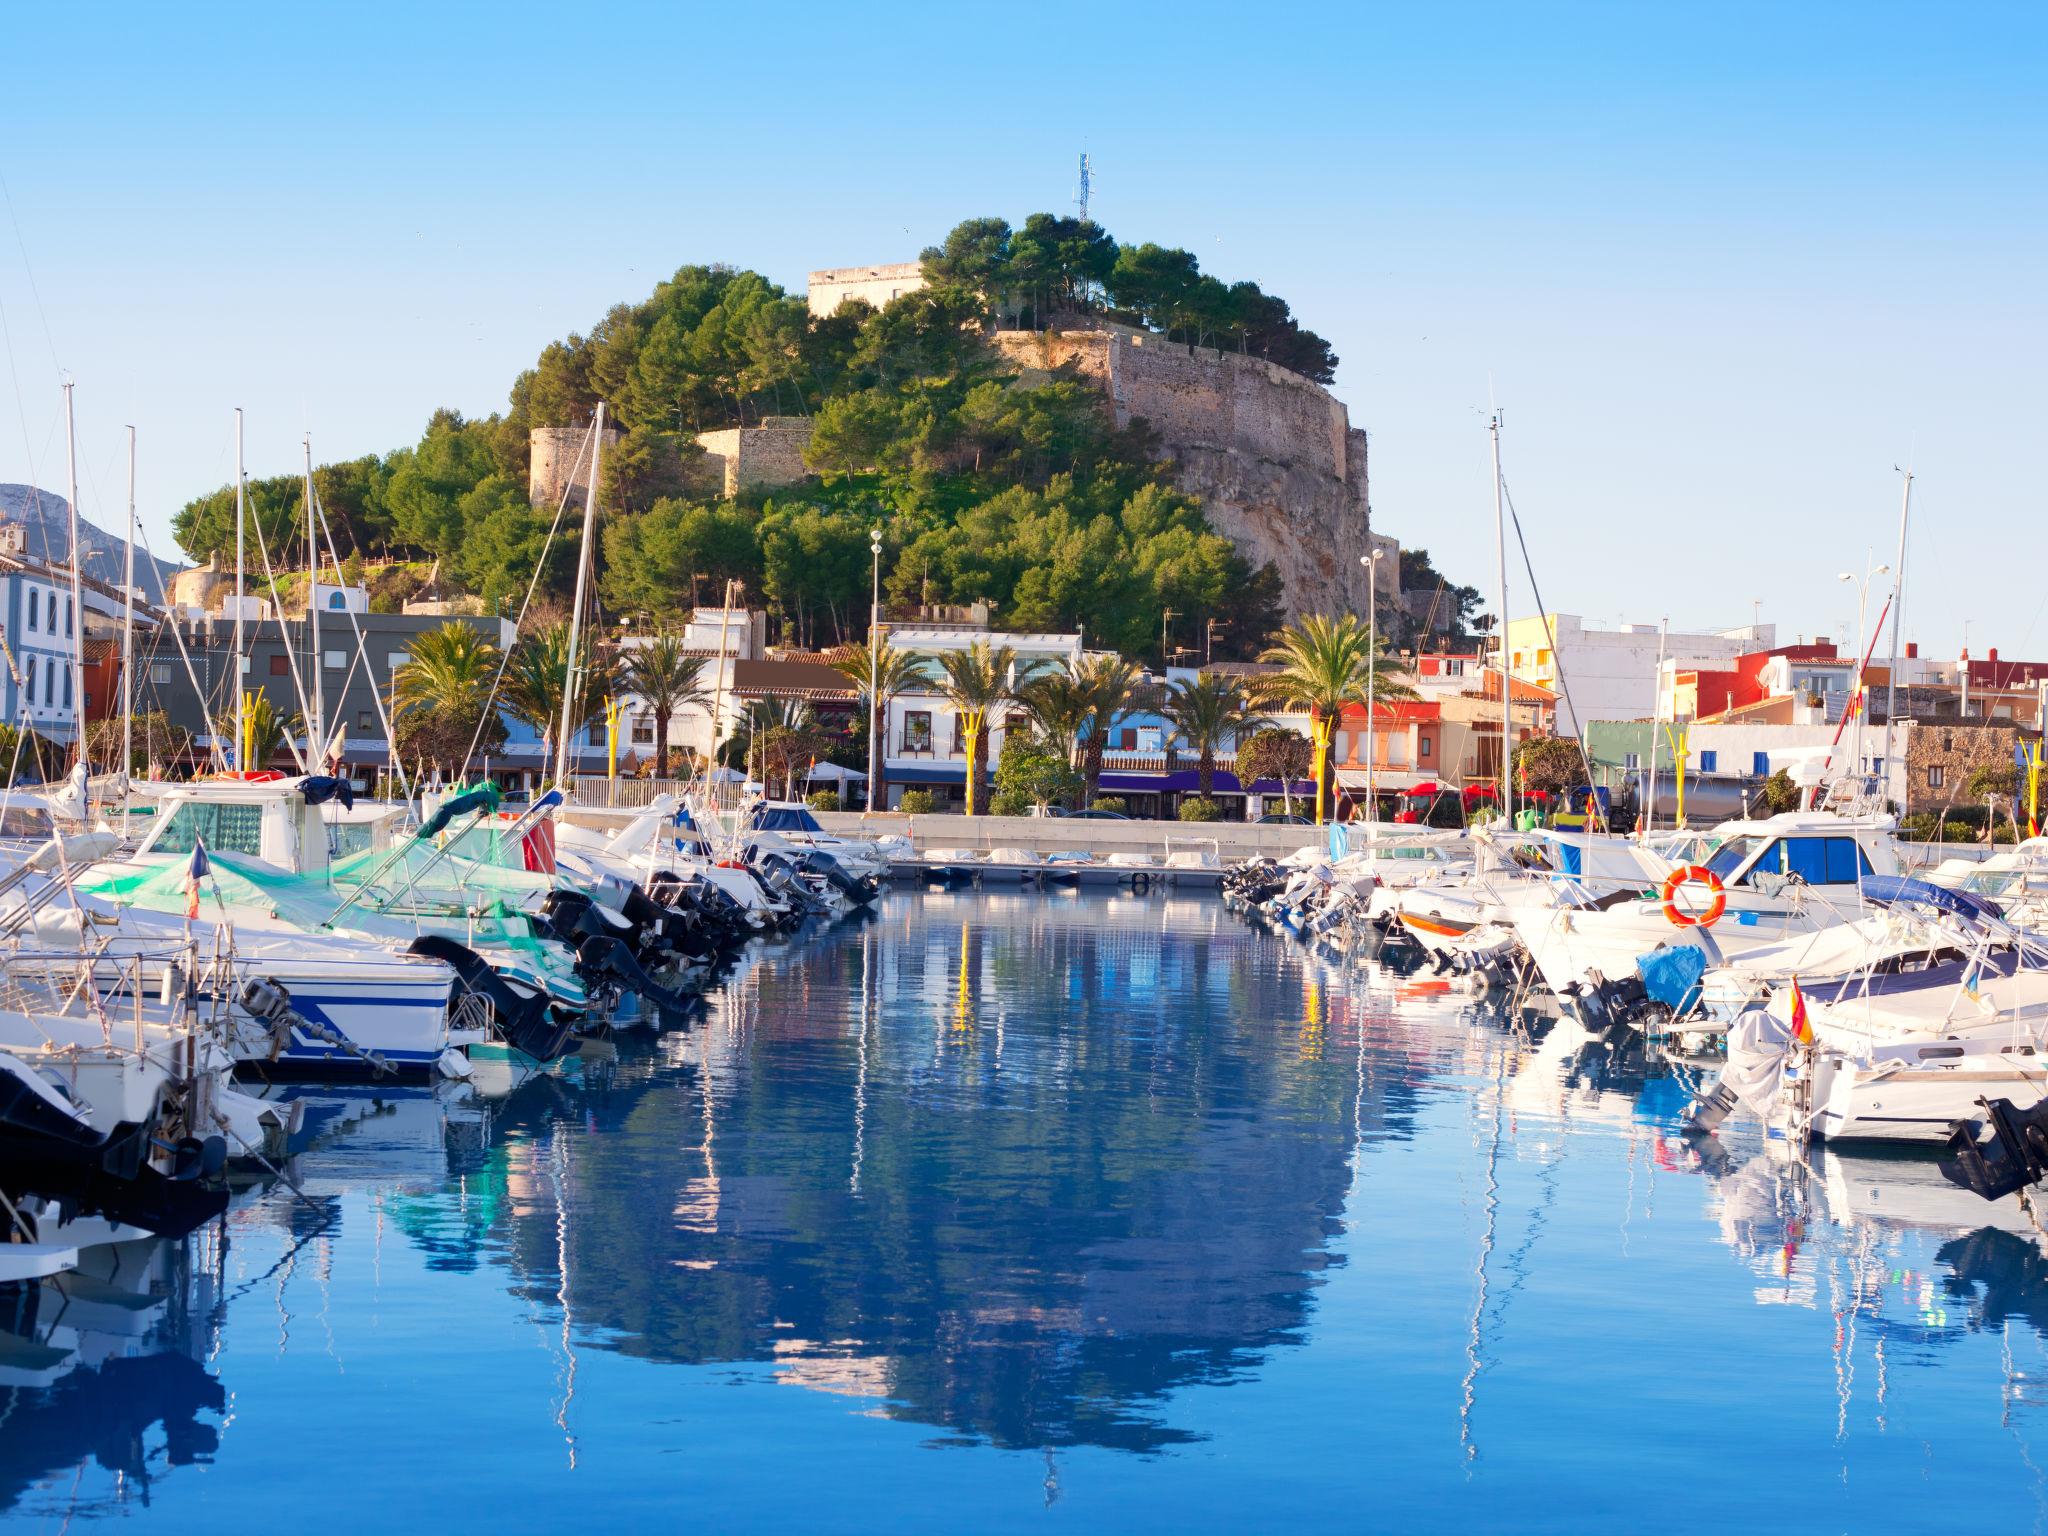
[{"x1": 1637, "y1": 944, "x2": 1707, "y2": 1015}]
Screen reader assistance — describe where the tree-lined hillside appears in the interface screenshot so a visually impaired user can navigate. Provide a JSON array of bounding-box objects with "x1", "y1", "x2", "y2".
[{"x1": 170, "y1": 213, "x2": 1358, "y2": 657}]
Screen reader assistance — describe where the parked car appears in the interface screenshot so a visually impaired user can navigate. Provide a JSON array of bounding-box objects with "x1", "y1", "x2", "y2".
[{"x1": 1254, "y1": 813, "x2": 1310, "y2": 825}]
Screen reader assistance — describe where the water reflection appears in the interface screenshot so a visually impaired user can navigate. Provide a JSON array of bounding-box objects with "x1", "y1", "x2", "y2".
[
  {"x1": 0, "y1": 1235, "x2": 228, "y2": 1519},
  {"x1": 9, "y1": 894, "x2": 2048, "y2": 1518},
  {"x1": 469, "y1": 893, "x2": 1415, "y2": 1453}
]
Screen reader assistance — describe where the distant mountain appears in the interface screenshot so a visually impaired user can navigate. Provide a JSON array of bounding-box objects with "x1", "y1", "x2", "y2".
[{"x1": 0, "y1": 484, "x2": 183, "y2": 603}]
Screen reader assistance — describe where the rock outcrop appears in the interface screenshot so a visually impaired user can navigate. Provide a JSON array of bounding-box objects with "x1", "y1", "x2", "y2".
[{"x1": 990, "y1": 325, "x2": 1371, "y2": 620}]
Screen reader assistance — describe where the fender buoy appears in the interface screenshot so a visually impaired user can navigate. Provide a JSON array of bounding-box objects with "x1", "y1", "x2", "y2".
[{"x1": 1661, "y1": 864, "x2": 1726, "y2": 928}]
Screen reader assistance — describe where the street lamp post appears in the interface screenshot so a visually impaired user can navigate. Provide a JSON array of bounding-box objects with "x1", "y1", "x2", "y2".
[
  {"x1": 1361, "y1": 550, "x2": 1384, "y2": 824},
  {"x1": 868, "y1": 526, "x2": 883, "y2": 814}
]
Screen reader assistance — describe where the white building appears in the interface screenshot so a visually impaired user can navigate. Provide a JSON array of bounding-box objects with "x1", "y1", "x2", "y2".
[
  {"x1": 614, "y1": 608, "x2": 772, "y2": 765},
  {"x1": 879, "y1": 627, "x2": 1093, "y2": 808},
  {"x1": 1502, "y1": 613, "x2": 1774, "y2": 736}
]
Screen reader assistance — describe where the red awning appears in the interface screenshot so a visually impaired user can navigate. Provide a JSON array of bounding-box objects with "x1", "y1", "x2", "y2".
[
  {"x1": 1401, "y1": 781, "x2": 1441, "y2": 796},
  {"x1": 1462, "y1": 783, "x2": 1499, "y2": 799}
]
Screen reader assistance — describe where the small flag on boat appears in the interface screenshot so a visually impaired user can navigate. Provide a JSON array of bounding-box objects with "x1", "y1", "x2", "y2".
[
  {"x1": 185, "y1": 839, "x2": 209, "y2": 919},
  {"x1": 1789, "y1": 976, "x2": 1811, "y2": 1045}
]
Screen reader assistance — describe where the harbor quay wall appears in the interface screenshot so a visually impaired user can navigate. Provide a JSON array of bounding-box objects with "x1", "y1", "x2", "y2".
[
  {"x1": 990, "y1": 327, "x2": 1371, "y2": 620},
  {"x1": 558, "y1": 802, "x2": 1324, "y2": 859}
]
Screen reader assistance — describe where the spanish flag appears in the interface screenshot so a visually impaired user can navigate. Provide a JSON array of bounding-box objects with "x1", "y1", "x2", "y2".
[
  {"x1": 185, "y1": 839, "x2": 210, "y2": 921},
  {"x1": 1789, "y1": 977, "x2": 1811, "y2": 1045}
]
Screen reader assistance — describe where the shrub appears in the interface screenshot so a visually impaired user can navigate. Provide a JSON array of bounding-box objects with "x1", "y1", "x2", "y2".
[
  {"x1": 1177, "y1": 797, "x2": 1222, "y2": 822},
  {"x1": 805, "y1": 789, "x2": 841, "y2": 814},
  {"x1": 898, "y1": 789, "x2": 937, "y2": 815},
  {"x1": 1090, "y1": 796, "x2": 1127, "y2": 815},
  {"x1": 989, "y1": 790, "x2": 1030, "y2": 816}
]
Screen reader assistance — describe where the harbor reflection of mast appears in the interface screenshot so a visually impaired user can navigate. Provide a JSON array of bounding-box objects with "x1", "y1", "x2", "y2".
[
  {"x1": 852, "y1": 923, "x2": 871, "y2": 1196},
  {"x1": 1459, "y1": 1036, "x2": 1505, "y2": 1463}
]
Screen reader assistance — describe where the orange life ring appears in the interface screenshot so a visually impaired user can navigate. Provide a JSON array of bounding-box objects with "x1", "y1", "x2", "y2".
[{"x1": 1661, "y1": 864, "x2": 1726, "y2": 928}]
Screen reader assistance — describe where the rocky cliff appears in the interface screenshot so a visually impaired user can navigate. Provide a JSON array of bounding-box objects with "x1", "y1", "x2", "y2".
[{"x1": 990, "y1": 325, "x2": 1370, "y2": 620}]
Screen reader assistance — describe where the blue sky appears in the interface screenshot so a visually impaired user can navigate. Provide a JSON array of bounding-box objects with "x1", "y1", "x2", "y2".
[{"x1": 1, "y1": 1, "x2": 2040, "y2": 657}]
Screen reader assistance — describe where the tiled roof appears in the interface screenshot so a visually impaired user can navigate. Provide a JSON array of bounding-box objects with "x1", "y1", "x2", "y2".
[{"x1": 731, "y1": 657, "x2": 857, "y2": 700}]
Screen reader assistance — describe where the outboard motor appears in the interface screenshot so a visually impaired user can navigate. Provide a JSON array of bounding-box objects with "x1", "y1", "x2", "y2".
[
  {"x1": 569, "y1": 934, "x2": 699, "y2": 1028},
  {"x1": 1942, "y1": 1097, "x2": 2048, "y2": 1201},
  {"x1": 408, "y1": 935, "x2": 577, "y2": 1062},
  {"x1": 1686, "y1": 1006, "x2": 1794, "y2": 1136}
]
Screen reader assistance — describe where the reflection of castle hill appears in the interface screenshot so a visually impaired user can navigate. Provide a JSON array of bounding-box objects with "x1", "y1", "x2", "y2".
[
  {"x1": 421, "y1": 900, "x2": 1433, "y2": 1452},
  {"x1": 0, "y1": 1236, "x2": 228, "y2": 1518}
]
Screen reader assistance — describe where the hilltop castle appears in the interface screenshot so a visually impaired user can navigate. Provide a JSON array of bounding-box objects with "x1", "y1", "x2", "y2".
[{"x1": 529, "y1": 264, "x2": 1391, "y2": 620}]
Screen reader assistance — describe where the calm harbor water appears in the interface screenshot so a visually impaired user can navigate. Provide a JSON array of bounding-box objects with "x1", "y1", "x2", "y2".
[{"x1": 7, "y1": 888, "x2": 2048, "y2": 1531}]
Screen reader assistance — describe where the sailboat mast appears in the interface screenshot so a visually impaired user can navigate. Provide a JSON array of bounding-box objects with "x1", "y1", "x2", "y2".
[
  {"x1": 556, "y1": 402, "x2": 605, "y2": 788},
  {"x1": 121, "y1": 425, "x2": 136, "y2": 796},
  {"x1": 60, "y1": 383, "x2": 86, "y2": 771},
  {"x1": 304, "y1": 434, "x2": 322, "y2": 771},
  {"x1": 233, "y1": 408, "x2": 247, "y2": 775},
  {"x1": 1883, "y1": 468, "x2": 1912, "y2": 803},
  {"x1": 1489, "y1": 412, "x2": 1511, "y2": 815}
]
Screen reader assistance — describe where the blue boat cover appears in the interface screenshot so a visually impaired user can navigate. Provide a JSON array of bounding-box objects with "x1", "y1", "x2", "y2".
[
  {"x1": 1637, "y1": 944, "x2": 1707, "y2": 1014},
  {"x1": 301, "y1": 775, "x2": 355, "y2": 809},
  {"x1": 1858, "y1": 874, "x2": 2004, "y2": 922}
]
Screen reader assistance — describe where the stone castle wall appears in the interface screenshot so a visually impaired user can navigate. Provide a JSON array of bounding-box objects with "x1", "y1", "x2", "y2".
[
  {"x1": 530, "y1": 425, "x2": 620, "y2": 508},
  {"x1": 991, "y1": 326, "x2": 1370, "y2": 619},
  {"x1": 693, "y1": 417, "x2": 817, "y2": 498},
  {"x1": 807, "y1": 263, "x2": 926, "y2": 319}
]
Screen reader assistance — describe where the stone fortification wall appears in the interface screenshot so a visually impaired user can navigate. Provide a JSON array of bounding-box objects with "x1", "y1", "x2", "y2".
[
  {"x1": 693, "y1": 417, "x2": 817, "y2": 498},
  {"x1": 529, "y1": 425, "x2": 619, "y2": 507},
  {"x1": 990, "y1": 326, "x2": 1370, "y2": 619},
  {"x1": 807, "y1": 263, "x2": 926, "y2": 319}
]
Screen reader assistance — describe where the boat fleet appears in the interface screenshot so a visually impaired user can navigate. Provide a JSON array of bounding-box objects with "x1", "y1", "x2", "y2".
[
  {"x1": 0, "y1": 774, "x2": 892, "y2": 1287},
  {"x1": 1224, "y1": 805, "x2": 2048, "y2": 1194}
]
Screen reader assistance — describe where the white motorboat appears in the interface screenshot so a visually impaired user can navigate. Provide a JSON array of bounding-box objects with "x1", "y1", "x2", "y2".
[
  {"x1": 1692, "y1": 877, "x2": 2048, "y2": 1143},
  {"x1": 1512, "y1": 811, "x2": 1904, "y2": 1021}
]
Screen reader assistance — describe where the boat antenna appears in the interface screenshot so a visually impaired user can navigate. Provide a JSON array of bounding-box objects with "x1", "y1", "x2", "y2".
[
  {"x1": 234, "y1": 407, "x2": 247, "y2": 774},
  {"x1": 305, "y1": 432, "x2": 323, "y2": 772},
  {"x1": 60, "y1": 380, "x2": 86, "y2": 774},
  {"x1": 1883, "y1": 465, "x2": 1913, "y2": 806},
  {"x1": 556, "y1": 401, "x2": 605, "y2": 791},
  {"x1": 1489, "y1": 408, "x2": 1512, "y2": 820},
  {"x1": 121, "y1": 423, "x2": 136, "y2": 821}
]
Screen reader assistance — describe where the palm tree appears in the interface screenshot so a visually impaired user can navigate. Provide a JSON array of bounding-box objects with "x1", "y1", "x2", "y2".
[
  {"x1": 1073, "y1": 654, "x2": 1140, "y2": 807},
  {"x1": 832, "y1": 638, "x2": 925, "y2": 808},
  {"x1": 501, "y1": 621, "x2": 621, "y2": 776},
  {"x1": 1015, "y1": 668, "x2": 1093, "y2": 769},
  {"x1": 1162, "y1": 673, "x2": 1269, "y2": 801},
  {"x1": 214, "y1": 690, "x2": 300, "y2": 772},
  {"x1": 932, "y1": 641, "x2": 1036, "y2": 817},
  {"x1": 1256, "y1": 614, "x2": 1416, "y2": 824},
  {"x1": 388, "y1": 621, "x2": 505, "y2": 776},
  {"x1": 621, "y1": 632, "x2": 710, "y2": 777}
]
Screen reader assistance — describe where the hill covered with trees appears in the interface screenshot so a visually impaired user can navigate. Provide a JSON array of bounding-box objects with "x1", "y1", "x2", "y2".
[{"x1": 172, "y1": 213, "x2": 1465, "y2": 658}]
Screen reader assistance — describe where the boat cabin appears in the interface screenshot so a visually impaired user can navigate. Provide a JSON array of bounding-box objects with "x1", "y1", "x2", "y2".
[
  {"x1": 134, "y1": 778, "x2": 400, "y2": 875},
  {"x1": 1698, "y1": 813, "x2": 1902, "y2": 896}
]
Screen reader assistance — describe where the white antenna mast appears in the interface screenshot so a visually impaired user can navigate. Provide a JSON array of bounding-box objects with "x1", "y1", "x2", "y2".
[
  {"x1": 121, "y1": 425, "x2": 136, "y2": 807},
  {"x1": 60, "y1": 382, "x2": 86, "y2": 772},
  {"x1": 233, "y1": 408, "x2": 247, "y2": 774},
  {"x1": 304, "y1": 433, "x2": 323, "y2": 770},
  {"x1": 556, "y1": 402, "x2": 605, "y2": 788},
  {"x1": 1075, "y1": 152, "x2": 1093, "y2": 223}
]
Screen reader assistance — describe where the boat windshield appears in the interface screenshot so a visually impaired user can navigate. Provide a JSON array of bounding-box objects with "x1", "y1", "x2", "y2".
[
  {"x1": 151, "y1": 799, "x2": 265, "y2": 858},
  {"x1": 1705, "y1": 835, "x2": 1764, "y2": 881}
]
